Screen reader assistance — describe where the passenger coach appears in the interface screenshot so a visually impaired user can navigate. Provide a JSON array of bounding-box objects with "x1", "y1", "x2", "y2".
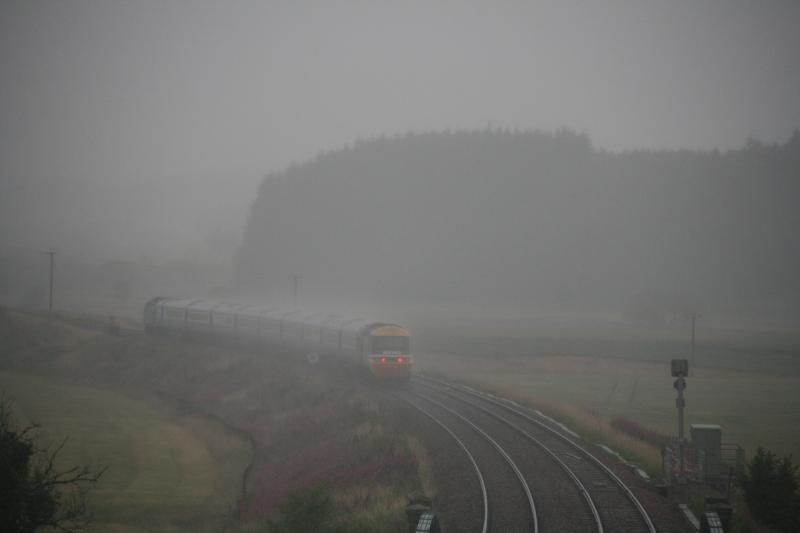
[{"x1": 143, "y1": 297, "x2": 412, "y2": 380}]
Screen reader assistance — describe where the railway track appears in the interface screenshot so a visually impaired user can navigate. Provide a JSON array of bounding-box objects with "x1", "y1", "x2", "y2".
[
  {"x1": 400, "y1": 376, "x2": 658, "y2": 533},
  {"x1": 397, "y1": 390, "x2": 538, "y2": 533}
]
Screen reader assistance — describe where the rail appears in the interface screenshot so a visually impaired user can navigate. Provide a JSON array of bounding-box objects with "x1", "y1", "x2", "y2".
[
  {"x1": 415, "y1": 379, "x2": 603, "y2": 533},
  {"x1": 394, "y1": 394, "x2": 489, "y2": 533},
  {"x1": 410, "y1": 391, "x2": 539, "y2": 533},
  {"x1": 417, "y1": 375, "x2": 656, "y2": 533}
]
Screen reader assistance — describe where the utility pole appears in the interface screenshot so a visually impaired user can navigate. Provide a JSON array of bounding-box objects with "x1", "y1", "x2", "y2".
[
  {"x1": 292, "y1": 275, "x2": 301, "y2": 308},
  {"x1": 677, "y1": 379, "x2": 686, "y2": 477},
  {"x1": 42, "y1": 248, "x2": 55, "y2": 311}
]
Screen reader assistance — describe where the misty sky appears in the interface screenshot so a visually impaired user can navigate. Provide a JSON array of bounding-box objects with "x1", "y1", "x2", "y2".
[
  {"x1": 1, "y1": 0, "x2": 799, "y2": 266},
  {"x1": 2, "y1": 0, "x2": 799, "y2": 187}
]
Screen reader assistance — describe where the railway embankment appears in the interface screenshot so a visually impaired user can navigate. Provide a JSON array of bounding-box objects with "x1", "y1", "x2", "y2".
[{"x1": 0, "y1": 307, "x2": 430, "y2": 532}]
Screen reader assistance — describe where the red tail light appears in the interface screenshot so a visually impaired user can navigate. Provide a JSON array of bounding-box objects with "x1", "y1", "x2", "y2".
[
  {"x1": 397, "y1": 357, "x2": 404, "y2": 363},
  {"x1": 380, "y1": 357, "x2": 387, "y2": 363}
]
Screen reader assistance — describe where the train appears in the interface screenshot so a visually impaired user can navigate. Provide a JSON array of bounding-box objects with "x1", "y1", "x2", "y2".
[{"x1": 142, "y1": 297, "x2": 412, "y2": 380}]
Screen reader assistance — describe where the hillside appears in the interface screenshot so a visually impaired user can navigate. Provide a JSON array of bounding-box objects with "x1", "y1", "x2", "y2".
[{"x1": 235, "y1": 129, "x2": 800, "y2": 323}]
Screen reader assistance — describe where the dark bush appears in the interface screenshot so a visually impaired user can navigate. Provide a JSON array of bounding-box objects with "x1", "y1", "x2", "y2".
[
  {"x1": 268, "y1": 485, "x2": 340, "y2": 533},
  {"x1": 740, "y1": 446, "x2": 800, "y2": 532},
  {"x1": 267, "y1": 484, "x2": 380, "y2": 533}
]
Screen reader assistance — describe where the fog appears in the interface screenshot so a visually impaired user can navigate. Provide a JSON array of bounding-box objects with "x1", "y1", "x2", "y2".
[{"x1": 1, "y1": 1, "x2": 799, "y2": 323}]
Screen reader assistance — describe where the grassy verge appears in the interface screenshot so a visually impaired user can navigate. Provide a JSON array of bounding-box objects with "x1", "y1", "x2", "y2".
[
  {"x1": 412, "y1": 315, "x2": 800, "y2": 474},
  {"x1": 0, "y1": 307, "x2": 430, "y2": 531},
  {"x1": 422, "y1": 365, "x2": 663, "y2": 474}
]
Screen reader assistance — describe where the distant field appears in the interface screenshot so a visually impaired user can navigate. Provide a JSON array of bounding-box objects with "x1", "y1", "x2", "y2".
[
  {"x1": 0, "y1": 371, "x2": 246, "y2": 532},
  {"x1": 411, "y1": 316, "x2": 800, "y2": 463}
]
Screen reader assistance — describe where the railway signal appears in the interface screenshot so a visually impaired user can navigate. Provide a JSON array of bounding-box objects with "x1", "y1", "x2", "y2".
[{"x1": 671, "y1": 359, "x2": 689, "y2": 480}]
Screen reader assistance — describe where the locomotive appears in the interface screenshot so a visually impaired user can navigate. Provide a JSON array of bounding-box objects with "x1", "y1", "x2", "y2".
[{"x1": 142, "y1": 297, "x2": 412, "y2": 380}]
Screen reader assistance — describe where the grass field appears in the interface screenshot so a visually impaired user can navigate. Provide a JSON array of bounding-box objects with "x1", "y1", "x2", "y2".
[
  {"x1": 410, "y1": 315, "x2": 800, "y2": 469},
  {"x1": 0, "y1": 371, "x2": 246, "y2": 532}
]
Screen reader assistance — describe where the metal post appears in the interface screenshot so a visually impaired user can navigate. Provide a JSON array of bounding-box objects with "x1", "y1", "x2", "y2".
[
  {"x1": 727, "y1": 466, "x2": 734, "y2": 500},
  {"x1": 677, "y1": 382, "x2": 685, "y2": 478},
  {"x1": 690, "y1": 315, "x2": 696, "y2": 365},
  {"x1": 671, "y1": 359, "x2": 688, "y2": 483}
]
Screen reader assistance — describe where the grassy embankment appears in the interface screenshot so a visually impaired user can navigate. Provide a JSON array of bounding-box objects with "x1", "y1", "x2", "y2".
[
  {"x1": 0, "y1": 308, "x2": 433, "y2": 532},
  {"x1": 411, "y1": 315, "x2": 800, "y2": 475},
  {"x1": 0, "y1": 371, "x2": 235, "y2": 532}
]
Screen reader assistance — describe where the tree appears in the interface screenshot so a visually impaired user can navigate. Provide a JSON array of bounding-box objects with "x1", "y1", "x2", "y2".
[
  {"x1": 740, "y1": 446, "x2": 800, "y2": 532},
  {"x1": 0, "y1": 399, "x2": 105, "y2": 532}
]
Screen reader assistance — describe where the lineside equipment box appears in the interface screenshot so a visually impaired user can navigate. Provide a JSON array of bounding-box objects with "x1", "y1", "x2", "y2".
[{"x1": 691, "y1": 424, "x2": 722, "y2": 478}]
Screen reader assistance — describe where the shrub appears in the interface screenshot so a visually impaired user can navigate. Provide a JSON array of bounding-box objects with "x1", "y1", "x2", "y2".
[
  {"x1": 267, "y1": 485, "x2": 333, "y2": 533},
  {"x1": 267, "y1": 485, "x2": 372, "y2": 533},
  {"x1": 740, "y1": 446, "x2": 800, "y2": 532}
]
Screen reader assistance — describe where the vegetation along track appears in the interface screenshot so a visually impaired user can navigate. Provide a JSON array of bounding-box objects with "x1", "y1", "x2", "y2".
[{"x1": 409, "y1": 376, "x2": 657, "y2": 533}]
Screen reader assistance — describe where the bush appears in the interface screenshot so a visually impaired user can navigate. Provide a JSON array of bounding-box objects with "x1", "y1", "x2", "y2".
[
  {"x1": 740, "y1": 446, "x2": 800, "y2": 532},
  {"x1": 267, "y1": 485, "x2": 339, "y2": 533},
  {"x1": 267, "y1": 485, "x2": 378, "y2": 533}
]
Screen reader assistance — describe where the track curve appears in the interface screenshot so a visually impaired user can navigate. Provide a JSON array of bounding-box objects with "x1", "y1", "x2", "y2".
[
  {"x1": 413, "y1": 375, "x2": 658, "y2": 533},
  {"x1": 395, "y1": 394, "x2": 490, "y2": 533},
  {"x1": 397, "y1": 388, "x2": 539, "y2": 533}
]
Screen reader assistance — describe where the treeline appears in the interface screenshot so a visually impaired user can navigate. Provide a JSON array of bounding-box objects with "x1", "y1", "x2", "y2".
[{"x1": 235, "y1": 129, "x2": 800, "y2": 321}]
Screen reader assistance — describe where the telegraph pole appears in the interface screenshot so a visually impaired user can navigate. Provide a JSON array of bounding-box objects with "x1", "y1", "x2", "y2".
[
  {"x1": 677, "y1": 379, "x2": 686, "y2": 477},
  {"x1": 292, "y1": 275, "x2": 301, "y2": 308},
  {"x1": 43, "y1": 248, "x2": 55, "y2": 311}
]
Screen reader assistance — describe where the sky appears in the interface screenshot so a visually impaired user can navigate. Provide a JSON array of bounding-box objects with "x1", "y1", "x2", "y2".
[
  {"x1": 2, "y1": 0, "x2": 799, "y2": 184},
  {"x1": 1, "y1": 0, "x2": 799, "y2": 262}
]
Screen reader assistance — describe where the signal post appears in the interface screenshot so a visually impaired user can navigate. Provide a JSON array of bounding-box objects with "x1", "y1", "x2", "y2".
[{"x1": 671, "y1": 358, "x2": 689, "y2": 481}]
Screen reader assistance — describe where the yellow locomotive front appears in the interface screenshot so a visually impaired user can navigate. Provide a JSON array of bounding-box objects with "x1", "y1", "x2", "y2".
[{"x1": 366, "y1": 325, "x2": 412, "y2": 380}]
